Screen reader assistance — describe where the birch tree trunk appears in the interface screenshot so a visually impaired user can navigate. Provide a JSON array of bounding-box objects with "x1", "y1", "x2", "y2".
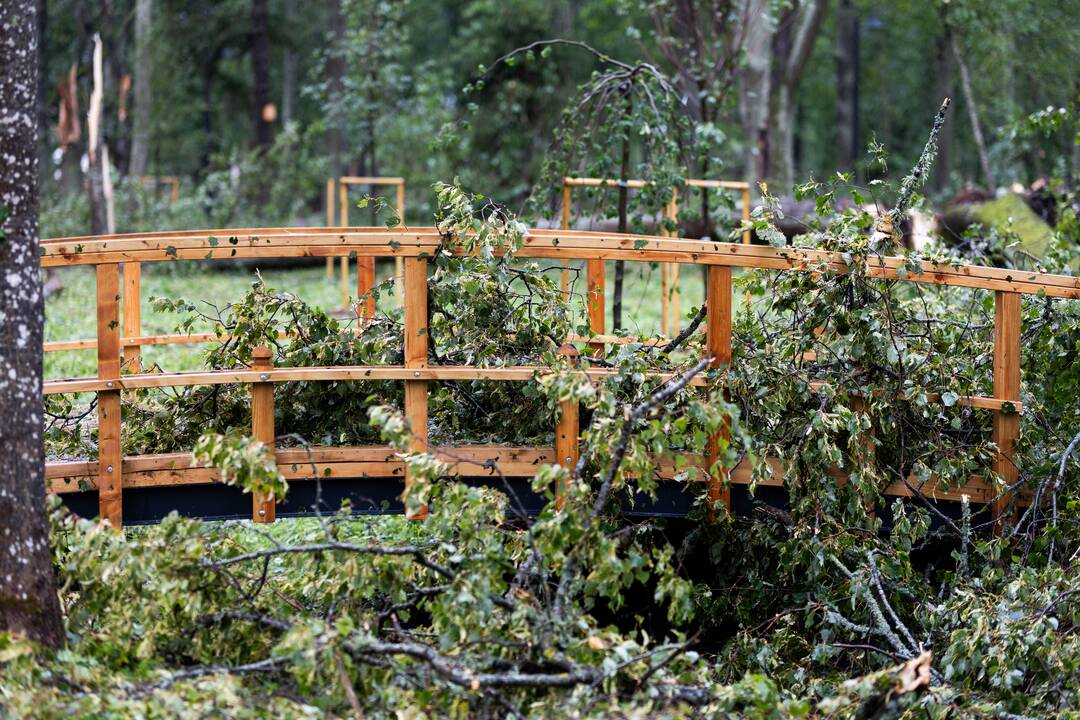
[
  {"x1": 326, "y1": 0, "x2": 345, "y2": 181},
  {"x1": 0, "y1": 0, "x2": 64, "y2": 648},
  {"x1": 738, "y1": 0, "x2": 773, "y2": 192},
  {"x1": 767, "y1": 0, "x2": 827, "y2": 191},
  {"x1": 128, "y1": 0, "x2": 152, "y2": 179},
  {"x1": 951, "y1": 36, "x2": 994, "y2": 190}
]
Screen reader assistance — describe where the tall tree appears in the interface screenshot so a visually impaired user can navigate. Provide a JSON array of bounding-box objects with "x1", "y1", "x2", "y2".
[
  {"x1": 835, "y1": 0, "x2": 859, "y2": 175},
  {"x1": 0, "y1": 0, "x2": 64, "y2": 648},
  {"x1": 325, "y1": 0, "x2": 346, "y2": 181},
  {"x1": 738, "y1": 0, "x2": 773, "y2": 191},
  {"x1": 128, "y1": 0, "x2": 153, "y2": 178},
  {"x1": 280, "y1": 0, "x2": 296, "y2": 126},
  {"x1": 251, "y1": 0, "x2": 273, "y2": 150},
  {"x1": 766, "y1": 0, "x2": 827, "y2": 190}
]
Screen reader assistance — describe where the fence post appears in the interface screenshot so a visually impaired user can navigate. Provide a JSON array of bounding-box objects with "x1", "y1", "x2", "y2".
[
  {"x1": 669, "y1": 188, "x2": 680, "y2": 335},
  {"x1": 705, "y1": 265, "x2": 733, "y2": 520},
  {"x1": 587, "y1": 258, "x2": 605, "y2": 356},
  {"x1": 741, "y1": 186, "x2": 752, "y2": 245},
  {"x1": 554, "y1": 344, "x2": 580, "y2": 510},
  {"x1": 326, "y1": 177, "x2": 335, "y2": 277},
  {"x1": 339, "y1": 180, "x2": 350, "y2": 309},
  {"x1": 122, "y1": 262, "x2": 141, "y2": 373},
  {"x1": 395, "y1": 181, "x2": 406, "y2": 305},
  {"x1": 251, "y1": 346, "x2": 277, "y2": 523},
  {"x1": 96, "y1": 264, "x2": 123, "y2": 528},
  {"x1": 992, "y1": 291, "x2": 1021, "y2": 535},
  {"x1": 404, "y1": 255, "x2": 429, "y2": 519},
  {"x1": 560, "y1": 181, "x2": 572, "y2": 295}
]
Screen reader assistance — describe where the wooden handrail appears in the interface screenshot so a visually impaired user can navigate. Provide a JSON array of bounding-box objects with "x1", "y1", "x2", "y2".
[{"x1": 42, "y1": 225, "x2": 1048, "y2": 530}]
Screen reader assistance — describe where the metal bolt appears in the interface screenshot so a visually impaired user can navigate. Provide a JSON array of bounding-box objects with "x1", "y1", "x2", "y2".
[
  {"x1": 259, "y1": 373, "x2": 269, "y2": 381},
  {"x1": 106, "y1": 381, "x2": 114, "y2": 388},
  {"x1": 565, "y1": 456, "x2": 572, "y2": 464},
  {"x1": 106, "y1": 465, "x2": 114, "y2": 473},
  {"x1": 414, "y1": 370, "x2": 421, "y2": 377},
  {"x1": 258, "y1": 509, "x2": 266, "y2": 517}
]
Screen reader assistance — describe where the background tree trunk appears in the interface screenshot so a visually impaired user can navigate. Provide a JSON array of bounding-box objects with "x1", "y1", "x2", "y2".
[
  {"x1": 128, "y1": 0, "x2": 153, "y2": 178},
  {"x1": 933, "y1": 28, "x2": 956, "y2": 192},
  {"x1": 326, "y1": 0, "x2": 345, "y2": 182},
  {"x1": 87, "y1": 34, "x2": 112, "y2": 236},
  {"x1": 280, "y1": 0, "x2": 296, "y2": 126},
  {"x1": 612, "y1": 93, "x2": 632, "y2": 332},
  {"x1": 251, "y1": 0, "x2": 272, "y2": 151},
  {"x1": 767, "y1": 0, "x2": 827, "y2": 190},
  {"x1": 0, "y1": 0, "x2": 64, "y2": 648},
  {"x1": 951, "y1": 36, "x2": 994, "y2": 190},
  {"x1": 835, "y1": 0, "x2": 859, "y2": 175},
  {"x1": 738, "y1": 0, "x2": 773, "y2": 192}
]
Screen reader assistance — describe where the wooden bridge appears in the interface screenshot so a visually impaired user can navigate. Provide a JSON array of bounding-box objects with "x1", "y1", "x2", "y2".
[{"x1": 41, "y1": 227, "x2": 1080, "y2": 527}]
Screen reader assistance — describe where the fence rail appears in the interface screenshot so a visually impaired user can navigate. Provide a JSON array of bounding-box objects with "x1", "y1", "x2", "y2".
[{"x1": 42, "y1": 226, "x2": 1076, "y2": 528}]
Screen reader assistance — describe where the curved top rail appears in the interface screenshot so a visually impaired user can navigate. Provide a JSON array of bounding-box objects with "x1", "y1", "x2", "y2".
[{"x1": 41, "y1": 226, "x2": 1080, "y2": 298}]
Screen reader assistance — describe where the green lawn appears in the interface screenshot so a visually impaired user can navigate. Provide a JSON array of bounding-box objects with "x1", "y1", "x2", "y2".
[{"x1": 45, "y1": 258, "x2": 713, "y2": 380}]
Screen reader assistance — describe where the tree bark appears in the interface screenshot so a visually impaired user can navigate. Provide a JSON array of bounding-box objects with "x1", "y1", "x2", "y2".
[
  {"x1": 87, "y1": 34, "x2": 112, "y2": 236},
  {"x1": 738, "y1": 0, "x2": 773, "y2": 192},
  {"x1": 951, "y1": 36, "x2": 994, "y2": 190},
  {"x1": 128, "y1": 0, "x2": 152, "y2": 178},
  {"x1": 251, "y1": 0, "x2": 272, "y2": 151},
  {"x1": 281, "y1": 0, "x2": 296, "y2": 126},
  {"x1": 932, "y1": 29, "x2": 956, "y2": 192},
  {"x1": 767, "y1": 0, "x2": 827, "y2": 190},
  {"x1": 0, "y1": 0, "x2": 64, "y2": 648},
  {"x1": 835, "y1": 0, "x2": 859, "y2": 175},
  {"x1": 326, "y1": 0, "x2": 345, "y2": 181},
  {"x1": 612, "y1": 92, "x2": 632, "y2": 332}
]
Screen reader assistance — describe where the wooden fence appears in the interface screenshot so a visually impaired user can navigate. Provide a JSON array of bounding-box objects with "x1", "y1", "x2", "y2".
[
  {"x1": 41, "y1": 227, "x2": 1080, "y2": 529},
  {"x1": 561, "y1": 177, "x2": 751, "y2": 336}
]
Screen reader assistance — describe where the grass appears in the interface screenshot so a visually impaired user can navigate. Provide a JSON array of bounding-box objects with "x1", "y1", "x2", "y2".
[{"x1": 45, "y1": 258, "x2": 712, "y2": 380}]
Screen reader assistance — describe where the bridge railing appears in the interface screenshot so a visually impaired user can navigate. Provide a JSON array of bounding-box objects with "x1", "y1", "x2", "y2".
[{"x1": 41, "y1": 227, "x2": 1080, "y2": 528}]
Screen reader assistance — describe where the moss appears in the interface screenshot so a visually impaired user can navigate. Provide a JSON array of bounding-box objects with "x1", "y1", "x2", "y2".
[{"x1": 971, "y1": 192, "x2": 1053, "y2": 257}]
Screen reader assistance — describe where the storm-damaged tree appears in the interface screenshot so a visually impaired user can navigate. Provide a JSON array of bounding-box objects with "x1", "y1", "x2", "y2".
[
  {"x1": 481, "y1": 40, "x2": 692, "y2": 332},
  {"x1": 0, "y1": 0, "x2": 64, "y2": 647}
]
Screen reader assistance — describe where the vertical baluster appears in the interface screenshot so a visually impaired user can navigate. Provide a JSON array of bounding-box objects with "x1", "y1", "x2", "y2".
[
  {"x1": 326, "y1": 177, "x2": 336, "y2": 277},
  {"x1": 561, "y1": 181, "x2": 572, "y2": 295},
  {"x1": 251, "y1": 346, "x2": 277, "y2": 522},
  {"x1": 669, "y1": 188, "x2": 680, "y2": 335},
  {"x1": 404, "y1": 256, "x2": 429, "y2": 519},
  {"x1": 395, "y1": 181, "x2": 406, "y2": 305},
  {"x1": 554, "y1": 344, "x2": 580, "y2": 510},
  {"x1": 705, "y1": 265, "x2": 733, "y2": 519},
  {"x1": 992, "y1": 291, "x2": 1021, "y2": 534},
  {"x1": 587, "y1": 257, "x2": 605, "y2": 356},
  {"x1": 122, "y1": 262, "x2": 141, "y2": 373},
  {"x1": 96, "y1": 264, "x2": 122, "y2": 527},
  {"x1": 339, "y1": 180, "x2": 350, "y2": 310},
  {"x1": 741, "y1": 186, "x2": 751, "y2": 245}
]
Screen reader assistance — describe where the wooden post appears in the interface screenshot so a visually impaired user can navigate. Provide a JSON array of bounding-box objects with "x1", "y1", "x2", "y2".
[
  {"x1": 96, "y1": 264, "x2": 122, "y2": 527},
  {"x1": 339, "y1": 180, "x2": 350, "y2": 309},
  {"x1": 669, "y1": 188, "x2": 680, "y2": 335},
  {"x1": 251, "y1": 346, "x2": 276, "y2": 523},
  {"x1": 554, "y1": 344, "x2": 580, "y2": 510},
  {"x1": 404, "y1": 256, "x2": 429, "y2": 519},
  {"x1": 122, "y1": 262, "x2": 141, "y2": 373},
  {"x1": 705, "y1": 266, "x2": 733, "y2": 518},
  {"x1": 325, "y1": 177, "x2": 335, "y2": 277},
  {"x1": 741, "y1": 186, "x2": 752, "y2": 245},
  {"x1": 992, "y1": 291, "x2": 1021, "y2": 534},
  {"x1": 395, "y1": 181, "x2": 406, "y2": 305},
  {"x1": 560, "y1": 182, "x2": 572, "y2": 295},
  {"x1": 587, "y1": 258, "x2": 605, "y2": 355}
]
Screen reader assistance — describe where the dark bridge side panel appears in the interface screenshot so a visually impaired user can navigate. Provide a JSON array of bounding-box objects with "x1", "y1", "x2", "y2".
[{"x1": 57, "y1": 476, "x2": 971, "y2": 530}]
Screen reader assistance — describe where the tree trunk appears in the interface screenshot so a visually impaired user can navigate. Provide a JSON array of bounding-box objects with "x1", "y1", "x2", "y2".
[
  {"x1": 738, "y1": 0, "x2": 773, "y2": 192},
  {"x1": 326, "y1": 0, "x2": 345, "y2": 181},
  {"x1": 951, "y1": 36, "x2": 994, "y2": 190},
  {"x1": 612, "y1": 93, "x2": 632, "y2": 332},
  {"x1": 835, "y1": 0, "x2": 859, "y2": 174},
  {"x1": 932, "y1": 28, "x2": 956, "y2": 192},
  {"x1": 251, "y1": 0, "x2": 272, "y2": 150},
  {"x1": 281, "y1": 0, "x2": 296, "y2": 126},
  {"x1": 36, "y1": 0, "x2": 49, "y2": 181},
  {"x1": 0, "y1": 0, "x2": 64, "y2": 648},
  {"x1": 767, "y1": 0, "x2": 826, "y2": 190},
  {"x1": 87, "y1": 34, "x2": 112, "y2": 236},
  {"x1": 128, "y1": 0, "x2": 152, "y2": 178}
]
